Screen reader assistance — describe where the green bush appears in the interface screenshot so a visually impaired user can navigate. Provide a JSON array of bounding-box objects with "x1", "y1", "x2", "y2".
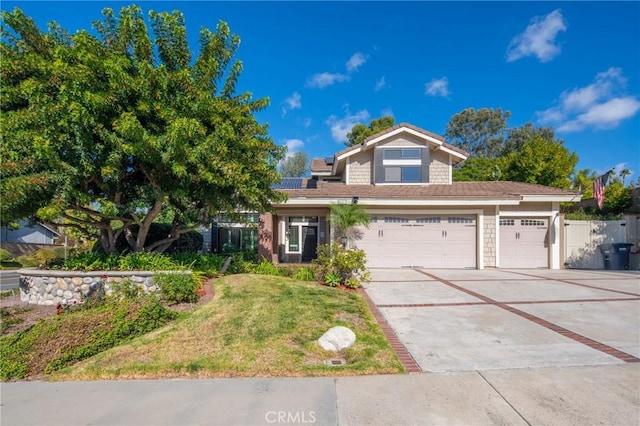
[
  {"x1": 0, "y1": 249, "x2": 14, "y2": 263},
  {"x1": 313, "y1": 242, "x2": 370, "y2": 288},
  {"x1": 292, "y1": 267, "x2": 317, "y2": 282},
  {"x1": 153, "y1": 272, "x2": 200, "y2": 304},
  {"x1": 253, "y1": 260, "x2": 283, "y2": 276},
  {"x1": 324, "y1": 272, "x2": 341, "y2": 287},
  {"x1": 60, "y1": 251, "x2": 182, "y2": 271},
  {"x1": 17, "y1": 248, "x2": 65, "y2": 268},
  {"x1": 170, "y1": 253, "x2": 226, "y2": 277}
]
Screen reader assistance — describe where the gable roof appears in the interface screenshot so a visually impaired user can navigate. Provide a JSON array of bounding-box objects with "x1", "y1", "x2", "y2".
[
  {"x1": 310, "y1": 158, "x2": 332, "y2": 173},
  {"x1": 335, "y1": 122, "x2": 469, "y2": 160}
]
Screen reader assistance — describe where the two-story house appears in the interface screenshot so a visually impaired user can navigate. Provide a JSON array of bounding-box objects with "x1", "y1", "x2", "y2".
[{"x1": 258, "y1": 123, "x2": 580, "y2": 269}]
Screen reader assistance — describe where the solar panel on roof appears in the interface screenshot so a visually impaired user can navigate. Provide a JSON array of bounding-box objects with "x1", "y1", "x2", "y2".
[{"x1": 271, "y1": 178, "x2": 303, "y2": 190}]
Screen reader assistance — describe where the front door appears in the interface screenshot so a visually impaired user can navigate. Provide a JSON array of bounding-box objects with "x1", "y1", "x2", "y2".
[{"x1": 301, "y1": 226, "x2": 318, "y2": 262}]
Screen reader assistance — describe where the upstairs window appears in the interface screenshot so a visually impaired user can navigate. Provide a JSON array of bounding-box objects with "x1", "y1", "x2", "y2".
[{"x1": 374, "y1": 147, "x2": 429, "y2": 184}]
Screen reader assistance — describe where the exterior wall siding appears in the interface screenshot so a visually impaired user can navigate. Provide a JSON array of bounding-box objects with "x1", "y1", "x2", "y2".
[
  {"x1": 344, "y1": 135, "x2": 454, "y2": 185},
  {"x1": 377, "y1": 134, "x2": 425, "y2": 147},
  {"x1": 348, "y1": 150, "x2": 373, "y2": 184},
  {"x1": 429, "y1": 150, "x2": 450, "y2": 184},
  {"x1": 483, "y1": 206, "x2": 497, "y2": 267}
]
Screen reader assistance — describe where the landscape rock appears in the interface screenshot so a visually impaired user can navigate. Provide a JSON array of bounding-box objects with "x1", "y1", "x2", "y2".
[{"x1": 318, "y1": 326, "x2": 356, "y2": 352}]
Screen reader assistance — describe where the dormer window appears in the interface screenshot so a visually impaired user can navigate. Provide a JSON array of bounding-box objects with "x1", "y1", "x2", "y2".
[{"x1": 375, "y1": 147, "x2": 429, "y2": 184}]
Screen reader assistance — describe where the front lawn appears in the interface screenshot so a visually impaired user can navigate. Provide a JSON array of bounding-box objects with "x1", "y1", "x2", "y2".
[{"x1": 53, "y1": 274, "x2": 403, "y2": 380}]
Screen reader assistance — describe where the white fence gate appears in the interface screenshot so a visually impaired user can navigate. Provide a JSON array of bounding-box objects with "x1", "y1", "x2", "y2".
[{"x1": 564, "y1": 220, "x2": 627, "y2": 269}]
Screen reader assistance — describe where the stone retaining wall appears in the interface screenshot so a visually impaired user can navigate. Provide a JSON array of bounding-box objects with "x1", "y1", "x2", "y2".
[{"x1": 18, "y1": 269, "x2": 188, "y2": 306}]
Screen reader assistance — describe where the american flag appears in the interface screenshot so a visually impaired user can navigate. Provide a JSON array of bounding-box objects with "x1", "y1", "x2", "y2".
[{"x1": 593, "y1": 172, "x2": 610, "y2": 209}]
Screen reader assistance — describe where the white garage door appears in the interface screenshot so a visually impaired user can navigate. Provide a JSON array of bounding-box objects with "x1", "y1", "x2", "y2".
[
  {"x1": 355, "y1": 215, "x2": 476, "y2": 268},
  {"x1": 499, "y1": 218, "x2": 549, "y2": 268}
]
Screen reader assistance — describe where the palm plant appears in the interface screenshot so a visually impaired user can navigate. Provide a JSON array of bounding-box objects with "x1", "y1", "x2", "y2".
[
  {"x1": 619, "y1": 168, "x2": 631, "y2": 186},
  {"x1": 329, "y1": 203, "x2": 370, "y2": 248}
]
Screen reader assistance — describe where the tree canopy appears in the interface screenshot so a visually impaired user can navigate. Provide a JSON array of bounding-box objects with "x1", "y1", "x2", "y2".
[
  {"x1": 0, "y1": 6, "x2": 286, "y2": 253},
  {"x1": 279, "y1": 151, "x2": 308, "y2": 177},
  {"x1": 445, "y1": 108, "x2": 510, "y2": 158},
  {"x1": 345, "y1": 116, "x2": 395, "y2": 146}
]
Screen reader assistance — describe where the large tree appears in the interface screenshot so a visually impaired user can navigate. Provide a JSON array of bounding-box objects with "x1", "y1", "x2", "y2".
[
  {"x1": 345, "y1": 116, "x2": 395, "y2": 146},
  {"x1": 445, "y1": 108, "x2": 511, "y2": 158},
  {"x1": 0, "y1": 6, "x2": 286, "y2": 253},
  {"x1": 503, "y1": 122, "x2": 559, "y2": 155},
  {"x1": 502, "y1": 135, "x2": 578, "y2": 189},
  {"x1": 279, "y1": 151, "x2": 308, "y2": 177}
]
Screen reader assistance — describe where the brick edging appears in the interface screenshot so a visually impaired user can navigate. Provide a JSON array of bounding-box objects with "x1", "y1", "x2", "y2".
[{"x1": 358, "y1": 287, "x2": 422, "y2": 373}]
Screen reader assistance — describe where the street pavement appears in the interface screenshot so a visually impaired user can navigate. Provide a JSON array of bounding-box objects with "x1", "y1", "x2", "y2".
[
  {"x1": 0, "y1": 270, "x2": 19, "y2": 291},
  {"x1": 1, "y1": 364, "x2": 638, "y2": 425}
]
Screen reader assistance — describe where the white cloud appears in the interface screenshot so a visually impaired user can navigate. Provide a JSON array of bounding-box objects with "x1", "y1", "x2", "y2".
[
  {"x1": 425, "y1": 77, "x2": 450, "y2": 97},
  {"x1": 380, "y1": 107, "x2": 394, "y2": 118},
  {"x1": 537, "y1": 67, "x2": 640, "y2": 132},
  {"x1": 374, "y1": 76, "x2": 386, "y2": 92},
  {"x1": 325, "y1": 109, "x2": 370, "y2": 143},
  {"x1": 281, "y1": 92, "x2": 302, "y2": 116},
  {"x1": 346, "y1": 52, "x2": 368, "y2": 73},
  {"x1": 302, "y1": 117, "x2": 312, "y2": 128},
  {"x1": 305, "y1": 72, "x2": 350, "y2": 89},
  {"x1": 283, "y1": 139, "x2": 304, "y2": 158},
  {"x1": 506, "y1": 9, "x2": 567, "y2": 63}
]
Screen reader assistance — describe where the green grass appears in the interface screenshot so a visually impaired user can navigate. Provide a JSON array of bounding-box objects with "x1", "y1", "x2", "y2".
[{"x1": 53, "y1": 274, "x2": 403, "y2": 380}]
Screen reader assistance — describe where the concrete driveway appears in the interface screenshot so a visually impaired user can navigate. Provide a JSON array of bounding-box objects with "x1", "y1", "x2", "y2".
[{"x1": 363, "y1": 268, "x2": 640, "y2": 372}]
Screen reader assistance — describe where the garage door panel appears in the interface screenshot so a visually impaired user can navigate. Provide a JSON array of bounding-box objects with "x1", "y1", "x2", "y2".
[
  {"x1": 500, "y1": 218, "x2": 548, "y2": 268},
  {"x1": 357, "y1": 215, "x2": 476, "y2": 269}
]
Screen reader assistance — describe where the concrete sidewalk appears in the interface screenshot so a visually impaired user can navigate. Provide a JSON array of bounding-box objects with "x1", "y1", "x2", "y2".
[{"x1": 2, "y1": 364, "x2": 638, "y2": 426}]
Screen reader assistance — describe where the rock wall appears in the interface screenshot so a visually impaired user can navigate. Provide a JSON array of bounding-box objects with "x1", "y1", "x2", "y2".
[{"x1": 18, "y1": 269, "x2": 186, "y2": 306}]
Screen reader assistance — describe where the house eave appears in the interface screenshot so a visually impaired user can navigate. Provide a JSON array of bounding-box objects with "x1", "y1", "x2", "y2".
[
  {"x1": 520, "y1": 194, "x2": 582, "y2": 202},
  {"x1": 275, "y1": 197, "x2": 522, "y2": 207}
]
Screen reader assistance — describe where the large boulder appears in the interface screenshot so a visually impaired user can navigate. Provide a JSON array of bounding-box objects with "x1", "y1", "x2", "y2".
[{"x1": 318, "y1": 326, "x2": 356, "y2": 352}]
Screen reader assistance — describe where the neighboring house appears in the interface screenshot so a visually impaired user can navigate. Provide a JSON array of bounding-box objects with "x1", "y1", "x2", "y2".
[
  {"x1": 0, "y1": 220, "x2": 61, "y2": 245},
  {"x1": 259, "y1": 123, "x2": 581, "y2": 269}
]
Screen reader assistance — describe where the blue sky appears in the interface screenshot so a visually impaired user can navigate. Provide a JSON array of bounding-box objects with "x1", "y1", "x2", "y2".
[{"x1": 4, "y1": 1, "x2": 640, "y2": 181}]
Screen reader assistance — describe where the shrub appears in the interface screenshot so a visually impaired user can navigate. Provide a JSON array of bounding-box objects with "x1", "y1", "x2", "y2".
[
  {"x1": 110, "y1": 278, "x2": 145, "y2": 300},
  {"x1": 0, "y1": 249, "x2": 14, "y2": 262},
  {"x1": 171, "y1": 253, "x2": 226, "y2": 277},
  {"x1": 17, "y1": 248, "x2": 65, "y2": 268},
  {"x1": 153, "y1": 272, "x2": 200, "y2": 304},
  {"x1": 313, "y1": 242, "x2": 370, "y2": 288},
  {"x1": 117, "y1": 252, "x2": 180, "y2": 271},
  {"x1": 292, "y1": 267, "x2": 317, "y2": 282},
  {"x1": 253, "y1": 260, "x2": 283, "y2": 276},
  {"x1": 324, "y1": 272, "x2": 341, "y2": 287}
]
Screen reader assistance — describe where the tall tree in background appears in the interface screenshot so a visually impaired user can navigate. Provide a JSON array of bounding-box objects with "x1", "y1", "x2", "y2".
[
  {"x1": 345, "y1": 116, "x2": 395, "y2": 146},
  {"x1": 0, "y1": 6, "x2": 285, "y2": 253},
  {"x1": 502, "y1": 135, "x2": 578, "y2": 189},
  {"x1": 503, "y1": 123, "x2": 559, "y2": 155},
  {"x1": 280, "y1": 152, "x2": 308, "y2": 177},
  {"x1": 445, "y1": 108, "x2": 511, "y2": 158},
  {"x1": 619, "y1": 168, "x2": 631, "y2": 186}
]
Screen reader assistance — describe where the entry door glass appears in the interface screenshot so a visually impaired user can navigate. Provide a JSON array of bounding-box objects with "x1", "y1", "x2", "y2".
[{"x1": 301, "y1": 226, "x2": 318, "y2": 262}]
